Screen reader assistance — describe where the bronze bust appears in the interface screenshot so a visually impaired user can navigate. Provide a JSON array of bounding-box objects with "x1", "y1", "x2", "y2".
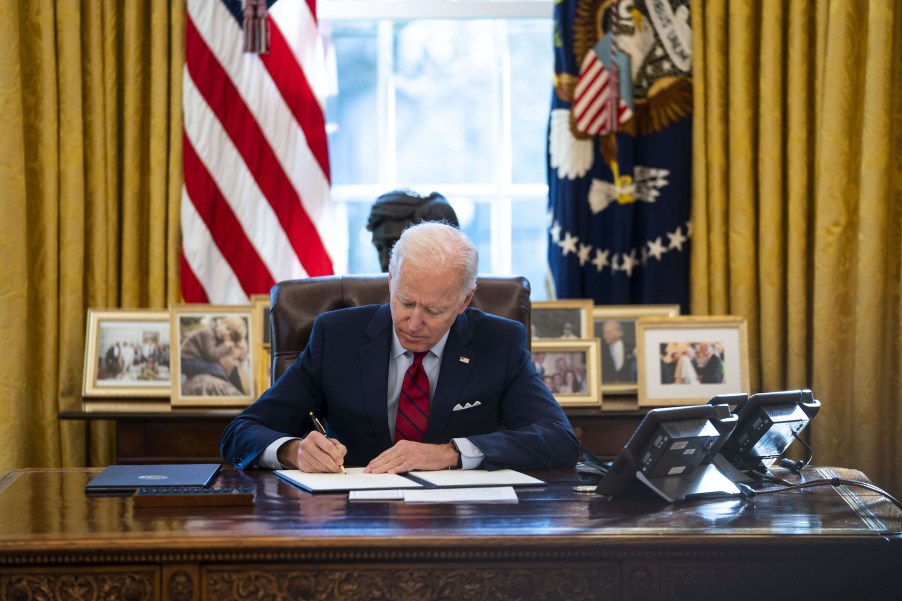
[{"x1": 365, "y1": 190, "x2": 460, "y2": 272}]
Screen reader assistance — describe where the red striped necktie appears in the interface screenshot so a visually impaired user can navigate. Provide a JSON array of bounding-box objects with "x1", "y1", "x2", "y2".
[{"x1": 395, "y1": 352, "x2": 430, "y2": 442}]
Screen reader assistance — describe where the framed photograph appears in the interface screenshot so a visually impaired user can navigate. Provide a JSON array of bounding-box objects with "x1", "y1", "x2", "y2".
[
  {"x1": 82, "y1": 309, "x2": 173, "y2": 398},
  {"x1": 592, "y1": 304, "x2": 681, "y2": 394},
  {"x1": 170, "y1": 304, "x2": 256, "y2": 407},
  {"x1": 531, "y1": 339, "x2": 602, "y2": 407},
  {"x1": 251, "y1": 293, "x2": 272, "y2": 398},
  {"x1": 531, "y1": 299, "x2": 594, "y2": 340},
  {"x1": 636, "y1": 316, "x2": 749, "y2": 407}
]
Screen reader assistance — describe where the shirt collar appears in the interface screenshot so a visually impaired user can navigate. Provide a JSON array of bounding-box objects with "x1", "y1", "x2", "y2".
[{"x1": 390, "y1": 327, "x2": 451, "y2": 361}]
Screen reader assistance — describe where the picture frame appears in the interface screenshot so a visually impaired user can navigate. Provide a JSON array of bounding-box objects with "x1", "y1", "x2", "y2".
[
  {"x1": 250, "y1": 293, "x2": 272, "y2": 398},
  {"x1": 170, "y1": 304, "x2": 256, "y2": 407},
  {"x1": 636, "y1": 316, "x2": 749, "y2": 407},
  {"x1": 82, "y1": 309, "x2": 173, "y2": 398},
  {"x1": 592, "y1": 304, "x2": 681, "y2": 394},
  {"x1": 530, "y1": 339, "x2": 602, "y2": 407},
  {"x1": 531, "y1": 299, "x2": 594, "y2": 340}
]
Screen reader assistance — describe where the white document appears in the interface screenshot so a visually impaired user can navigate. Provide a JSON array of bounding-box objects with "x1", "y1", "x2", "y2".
[
  {"x1": 275, "y1": 467, "x2": 422, "y2": 493},
  {"x1": 403, "y1": 486, "x2": 518, "y2": 503},
  {"x1": 407, "y1": 469, "x2": 544, "y2": 488},
  {"x1": 348, "y1": 489, "x2": 405, "y2": 501}
]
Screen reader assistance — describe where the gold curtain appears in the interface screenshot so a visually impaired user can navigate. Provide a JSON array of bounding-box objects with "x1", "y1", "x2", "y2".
[
  {"x1": 693, "y1": 0, "x2": 902, "y2": 495},
  {"x1": 0, "y1": 0, "x2": 184, "y2": 470}
]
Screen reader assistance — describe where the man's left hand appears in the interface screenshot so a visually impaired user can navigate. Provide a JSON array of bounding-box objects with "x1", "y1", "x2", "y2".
[{"x1": 364, "y1": 440, "x2": 458, "y2": 473}]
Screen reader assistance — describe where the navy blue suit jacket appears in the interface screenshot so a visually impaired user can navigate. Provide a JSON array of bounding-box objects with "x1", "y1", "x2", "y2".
[{"x1": 221, "y1": 304, "x2": 580, "y2": 471}]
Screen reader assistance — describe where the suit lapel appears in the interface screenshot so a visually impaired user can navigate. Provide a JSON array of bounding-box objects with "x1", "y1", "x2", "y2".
[
  {"x1": 361, "y1": 305, "x2": 393, "y2": 449},
  {"x1": 426, "y1": 312, "x2": 475, "y2": 440}
]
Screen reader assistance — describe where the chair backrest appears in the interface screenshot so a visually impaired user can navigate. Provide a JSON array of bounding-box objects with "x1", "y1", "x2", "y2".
[{"x1": 269, "y1": 274, "x2": 531, "y2": 381}]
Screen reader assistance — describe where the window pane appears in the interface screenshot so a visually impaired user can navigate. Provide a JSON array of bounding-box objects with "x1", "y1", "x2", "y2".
[
  {"x1": 394, "y1": 20, "x2": 497, "y2": 185},
  {"x1": 346, "y1": 200, "x2": 383, "y2": 274},
  {"x1": 326, "y1": 22, "x2": 379, "y2": 186},
  {"x1": 450, "y1": 198, "x2": 493, "y2": 273},
  {"x1": 511, "y1": 197, "x2": 550, "y2": 300},
  {"x1": 509, "y1": 20, "x2": 553, "y2": 184}
]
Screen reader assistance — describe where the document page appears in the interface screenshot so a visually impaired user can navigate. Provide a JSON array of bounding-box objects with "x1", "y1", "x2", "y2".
[
  {"x1": 403, "y1": 486, "x2": 518, "y2": 503},
  {"x1": 275, "y1": 467, "x2": 422, "y2": 493},
  {"x1": 348, "y1": 489, "x2": 405, "y2": 501},
  {"x1": 407, "y1": 469, "x2": 544, "y2": 488}
]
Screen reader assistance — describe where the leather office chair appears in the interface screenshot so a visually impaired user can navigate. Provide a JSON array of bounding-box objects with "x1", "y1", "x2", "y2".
[{"x1": 269, "y1": 274, "x2": 531, "y2": 381}]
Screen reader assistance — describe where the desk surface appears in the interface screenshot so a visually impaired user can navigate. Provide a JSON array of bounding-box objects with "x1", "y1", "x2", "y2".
[{"x1": 1, "y1": 466, "x2": 900, "y2": 601}]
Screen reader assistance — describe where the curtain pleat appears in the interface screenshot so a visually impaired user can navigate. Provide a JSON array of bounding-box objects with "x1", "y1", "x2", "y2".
[
  {"x1": 783, "y1": 1, "x2": 815, "y2": 390},
  {"x1": 756, "y1": 0, "x2": 787, "y2": 390},
  {"x1": 691, "y1": 1, "x2": 727, "y2": 317}
]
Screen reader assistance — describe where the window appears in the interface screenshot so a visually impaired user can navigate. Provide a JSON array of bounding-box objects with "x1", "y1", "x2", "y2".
[{"x1": 321, "y1": 0, "x2": 553, "y2": 300}]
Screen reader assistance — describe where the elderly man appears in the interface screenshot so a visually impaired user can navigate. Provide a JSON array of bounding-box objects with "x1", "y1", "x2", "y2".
[
  {"x1": 221, "y1": 222, "x2": 580, "y2": 473},
  {"x1": 600, "y1": 320, "x2": 636, "y2": 383}
]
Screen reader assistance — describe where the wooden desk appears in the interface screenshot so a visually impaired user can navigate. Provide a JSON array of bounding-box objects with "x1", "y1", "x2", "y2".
[
  {"x1": 59, "y1": 406, "x2": 647, "y2": 464},
  {"x1": 1, "y1": 467, "x2": 900, "y2": 601}
]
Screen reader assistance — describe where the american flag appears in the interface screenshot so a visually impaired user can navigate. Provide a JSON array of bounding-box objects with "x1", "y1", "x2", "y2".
[
  {"x1": 181, "y1": 0, "x2": 343, "y2": 304},
  {"x1": 572, "y1": 46, "x2": 631, "y2": 136}
]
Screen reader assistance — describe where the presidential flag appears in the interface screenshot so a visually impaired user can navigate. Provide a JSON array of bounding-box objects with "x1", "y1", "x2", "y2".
[
  {"x1": 547, "y1": 0, "x2": 693, "y2": 312},
  {"x1": 181, "y1": 0, "x2": 345, "y2": 304}
]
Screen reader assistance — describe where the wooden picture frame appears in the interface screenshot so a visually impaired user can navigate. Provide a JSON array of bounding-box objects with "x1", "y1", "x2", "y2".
[
  {"x1": 251, "y1": 293, "x2": 272, "y2": 398},
  {"x1": 531, "y1": 299, "x2": 594, "y2": 340},
  {"x1": 531, "y1": 339, "x2": 602, "y2": 407},
  {"x1": 170, "y1": 304, "x2": 256, "y2": 407},
  {"x1": 82, "y1": 309, "x2": 172, "y2": 398},
  {"x1": 592, "y1": 304, "x2": 681, "y2": 394},
  {"x1": 636, "y1": 316, "x2": 749, "y2": 407}
]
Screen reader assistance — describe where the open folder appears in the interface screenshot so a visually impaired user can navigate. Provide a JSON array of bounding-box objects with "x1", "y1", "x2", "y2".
[
  {"x1": 275, "y1": 467, "x2": 544, "y2": 494},
  {"x1": 275, "y1": 468, "x2": 422, "y2": 493}
]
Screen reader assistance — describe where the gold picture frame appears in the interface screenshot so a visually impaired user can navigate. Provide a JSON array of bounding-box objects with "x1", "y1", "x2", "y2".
[
  {"x1": 636, "y1": 316, "x2": 749, "y2": 407},
  {"x1": 170, "y1": 304, "x2": 256, "y2": 407},
  {"x1": 81, "y1": 309, "x2": 172, "y2": 398},
  {"x1": 251, "y1": 293, "x2": 272, "y2": 398},
  {"x1": 531, "y1": 339, "x2": 602, "y2": 407},
  {"x1": 531, "y1": 299, "x2": 594, "y2": 340},
  {"x1": 592, "y1": 304, "x2": 681, "y2": 394}
]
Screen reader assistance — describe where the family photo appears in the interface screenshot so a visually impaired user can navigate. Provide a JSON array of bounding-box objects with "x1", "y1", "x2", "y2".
[
  {"x1": 533, "y1": 351, "x2": 589, "y2": 395},
  {"x1": 530, "y1": 300, "x2": 593, "y2": 339},
  {"x1": 174, "y1": 311, "x2": 254, "y2": 404},
  {"x1": 95, "y1": 322, "x2": 170, "y2": 387},
  {"x1": 659, "y1": 341, "x2": 725, "y2": 385},
  {"x1": 530, "y1": 339, "x2": 602, "y2": 407},
  {"x1": 82, "y1": 310, "x2": 174, "y2": 397}
]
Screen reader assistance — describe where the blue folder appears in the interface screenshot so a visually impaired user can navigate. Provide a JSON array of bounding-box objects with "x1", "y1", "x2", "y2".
[{"x1": 85, "y1": 463, "x2": 221, "y2": 494}]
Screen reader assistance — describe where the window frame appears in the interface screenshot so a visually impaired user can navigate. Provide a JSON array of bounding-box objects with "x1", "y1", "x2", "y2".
[{"x1": 320, "y1": 0, "x2": 552, "y2": 284}]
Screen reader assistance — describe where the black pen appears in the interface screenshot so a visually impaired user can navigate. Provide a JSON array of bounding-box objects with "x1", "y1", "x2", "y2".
[{"x1": 309, "y1": 411, "x2": 346, "y2": 474}]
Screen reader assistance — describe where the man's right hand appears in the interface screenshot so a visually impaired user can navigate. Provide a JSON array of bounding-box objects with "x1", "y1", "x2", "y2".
[{"x1": 277, "y1": 432, "x2": 347, "y2": 473}]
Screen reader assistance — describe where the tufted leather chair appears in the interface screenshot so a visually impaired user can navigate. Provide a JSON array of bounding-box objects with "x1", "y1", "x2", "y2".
[{"x1": 269, "y1": 274, "x2": 532, "y2": 381}]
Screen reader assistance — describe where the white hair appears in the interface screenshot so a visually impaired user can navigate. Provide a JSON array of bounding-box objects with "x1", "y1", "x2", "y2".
[{"x1": 388, "y1": 221, "x2": 477, "y2": 300}]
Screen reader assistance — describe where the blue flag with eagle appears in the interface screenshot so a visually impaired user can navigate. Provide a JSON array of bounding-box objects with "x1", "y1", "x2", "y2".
[{"x1": 547, "y1": 0, "x2": 692, "y2": 312}]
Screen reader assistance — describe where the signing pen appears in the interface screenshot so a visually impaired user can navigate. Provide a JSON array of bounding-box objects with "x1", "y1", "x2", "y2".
[{"x1": 309, "y1": 411, "x2": 346, "y2": 474}]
